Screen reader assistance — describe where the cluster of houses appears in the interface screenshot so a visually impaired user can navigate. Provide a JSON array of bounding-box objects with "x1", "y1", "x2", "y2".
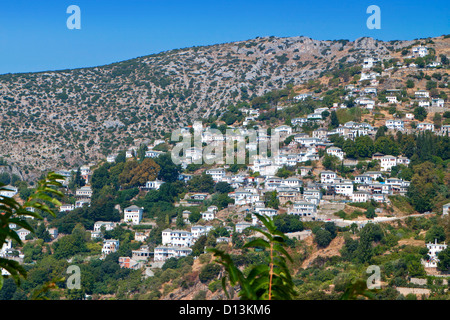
[{"x1": 13, "y1": 49, "x2": 447, "y2": 273}]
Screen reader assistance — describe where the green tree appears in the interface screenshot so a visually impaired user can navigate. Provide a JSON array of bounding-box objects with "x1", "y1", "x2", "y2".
[
  {"x1": 314, "y1": 228, "x2": 333, "y2": 248},
  {"x1": 154, "y1": 153, "x2": 181, "y2": 183},
  {"x1": 425, "y1": 226, "x2": 446, "y2": 243},
  {"x1": 187, "y1": 173, "x2": 215, "y2": 193},
  {"x1": 437, "y1": 247, "x2": 450, "y2": 272},
  {"x1": 330, "y1": 110, "x2": 340, "y2": 129},
  {"x1": 273, "y1": 214, "x2": 304, "y2": 233},
  {"x1": 413, "y1": 106, "x2": 428, "y2": 122},
  {"x1": 406, "y1": 79, "x2": 414, "y2": 88},
  {"x1": 264, "y1": 191, "x2": 279, "y2": 209},
  {"x1": 199, "y1": 263, "x2": 221, "y2": 283}
]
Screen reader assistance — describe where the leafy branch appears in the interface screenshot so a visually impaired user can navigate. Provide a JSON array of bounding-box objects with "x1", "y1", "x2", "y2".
[
  {"x1": 0, "y1": 172, "x2": 64, "y2": 289},
  {"x1": 208, "y1": 213, "x2": 297, "y2": 300}
]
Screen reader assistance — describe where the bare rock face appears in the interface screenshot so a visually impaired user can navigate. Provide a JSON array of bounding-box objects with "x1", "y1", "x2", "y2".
[{"x1": 0, "y1": 35, "x2": 415, "y2": 174}]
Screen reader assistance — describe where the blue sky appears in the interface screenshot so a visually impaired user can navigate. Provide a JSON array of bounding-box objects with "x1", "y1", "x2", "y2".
[{"x1": 0, "y1": 0, "x2": 448, "y2": 74}]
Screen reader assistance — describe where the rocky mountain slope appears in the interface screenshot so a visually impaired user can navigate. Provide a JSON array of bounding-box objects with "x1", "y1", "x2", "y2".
[{"x1": 0, "y1": 35, "x2": 424, "y2": 175}]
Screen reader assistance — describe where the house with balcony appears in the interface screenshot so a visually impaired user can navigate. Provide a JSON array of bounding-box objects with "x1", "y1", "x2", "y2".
[
  {"x1": 320, "y1": 171, "x2": 337, "y2": 184},
  {"x1": 205, "y1": 168, "x2": 226, "y2": 182},
  {"x1": 326, "y1": 146, "x2": 344, "y2": 160},
  {"x1": 380, "y1": 155, "x2": 397, "y2": 172},
  {"x1": 93, "y1": 221, "x2": 116, "y2": 233},
  {"x1": 386, "y1": 119, "x2": 404, "y2": 131},
  {"x1": 351, "y1": 191, "x2": 370, "y2": 203},
  {"x1": 412, "y1": 46, "x2": 428, "y2": 58},
  {"x1": 76, "y1": 186, "x2": 93, "y2": 199},
  {"x1": 59, "y1": 204, "x2": 75, "y2": 213},
  {"x1": 417, "y1": 122, "x2": 435, "y2": 132},
  {"x1": 124, "y1": 205, "x2": 144, "y2": 225},
  {"x1": 191, "y1": 225, "x2": 213, "y2": 240},
  {"x1": 414, "y1": 90, "x2": 429, "y2": 99},
  {"x1": 154, "y1": 246, "x2": 192, "y2": 261},
  {"x1": 102, "y1": 239, "x2": 119, "y2": 256},
  {"x1": 162, "y1": 229, "x2": 193, "y2": 247},
  {"x1": 290, "y1": 201, "x2": 317, "y2": 218}
]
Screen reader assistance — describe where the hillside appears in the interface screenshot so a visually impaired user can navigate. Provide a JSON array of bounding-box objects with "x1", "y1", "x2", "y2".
[{"x1": 0, "y1": 35, "x2": 419, "y2": 177}]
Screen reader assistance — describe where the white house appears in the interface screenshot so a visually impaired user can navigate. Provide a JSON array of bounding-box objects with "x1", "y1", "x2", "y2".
[
  {"x1": 359, "y1": 72, "x2": 379, "y2": 81},
  {"x1": 386, "y1": 119, "x2": 404, "y2": 131},
  {"x1": 59, "y1": 204, "x2": 75, "y2": 213},
  {"x1": 229, "y1": 191, "x2": 260, "y2": 205},
  {"x1": 418, "y1": 100, "x2": 430, "y2": 108},
  {"x1": 191, "y1": 225, "x2": 213, "y2": 239},
  {"x1": 417, "y1": 122, "x2": 435, "y2": 132},
  {"x1": 235, "y1": 222, "x2": 252, "y2": 233},
  {"x1": 0, "y1": 185, "x2": 18, "y2": 198},
  {"x1": 205, "y1": 168, "x2": 226, "y2": 182},
  {"x1": 334, "y1": 180, "x2": 354, "y2": 197},
  {"x1": 145, "y1": 150, "x2": 163, "y2": 158},
  {"x1": 124, "y1": 205, "x2": 144, "y2": 225},
  {"x1": 351, "y1": 191, "x2": 371, "y2": 203},
  {"x1": 185, "y1": 147, "x2": 203, "y2": 161},
  {"x1": 299, "y1": 167, "x2": 312, "y2": 177},
  {"x1": 106, "y1": 154, "x2": 117, "y2": 163},
  {"x1": 443, "y1": 203, "x2": 450, "y2": 216},
  {"x1": 102, "y1": 239, "x2": 119, "y2": 256},
  {"x1": 424, "y1": 239, "x2": 447, "y2": 268},
  {"x1": 17, "y1": 228, "x2": 31, "y2": 241},
  {"x1": 201, "y1": 211, "x2": 215, "y2": 221},
  {"x1": 386, "y1": 96, "x2": 398, "y2": 104},
  {"x1": 312, "y1": 129, "x2": 328, "y2": 140},
  {"x1": 432, "y1": 98, "x2": 445, "y2": 108},
  {"x1": 48, "y1": 228, "x2": 58, "y2": 239},
  {"x1": 75, "y1": 199, "x2": 90, "y2": 208},
  {"x1": 295, "y1": 136, "x2": 321, "y2": 147},
  {"x1": 355, "y1": 174, "x2": 373, "y2": 185},
  {"x1": 303, "y1": 189, "x2": 323, "y2": 204},
  {"x1": 320, "y1": 171, "x2": 337, "y2": 184},
  {"x1": 365, "y1": 171, "x2": 383, "y2": 180},
  {"x1": 412, "y1": 46, "x2": 428, "y2": 58},
  {"x1": 396, "y1": 156, "x2": 410, "y2": 167},
  {"x1": 76, "y1": 186, "x2": 93, "y2": 198},
  {"x1": 442, "y1": 125, "x2": 450, "y2": 137},
  {"x1": 291, "y1": 118, "x2": 308, "y2": 126},
  {"x1": 154, "y1": 246, "x2": 192, "y2": 261},
  {"x1": 326, "y1": 147, "x2": 344, "y2": 160},
  {"x1": 274, "y1": 125, "x2": 293, "y2": 137},
  {"x1": 380, "y1": 155, "x2": 397, "y2": 172},
  {"x1": 94, "y1": 221, "x2": 116, "y2": 232},
  {"x1": 362, "y1": 57, "x2": 377, "y2": 69},
  {"x1": 415, "y1": 90, "x2": 429, "y2": 99},
  {"x1": 290, "y1": 202, "x2": 317, "y2": 217},
  {"x1": 294, "y1": 93, "x2": 312, "y2": 101},
  {"x1": 162, "y1": 229, "x2": 193, "y2": 247}
]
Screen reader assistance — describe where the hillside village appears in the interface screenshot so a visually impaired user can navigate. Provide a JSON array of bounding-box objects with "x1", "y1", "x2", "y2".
[
  {"x1": 1, "y1": 36, "x2": 450, "y2": 301},
  {"x1": 0, "y1": 35, "x2": 448, "y2": 177}
]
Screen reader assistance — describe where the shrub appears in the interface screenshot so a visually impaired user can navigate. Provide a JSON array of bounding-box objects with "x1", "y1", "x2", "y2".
[{"x1": 199, "y1": 264, "x2": 221, "y2": 284}]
